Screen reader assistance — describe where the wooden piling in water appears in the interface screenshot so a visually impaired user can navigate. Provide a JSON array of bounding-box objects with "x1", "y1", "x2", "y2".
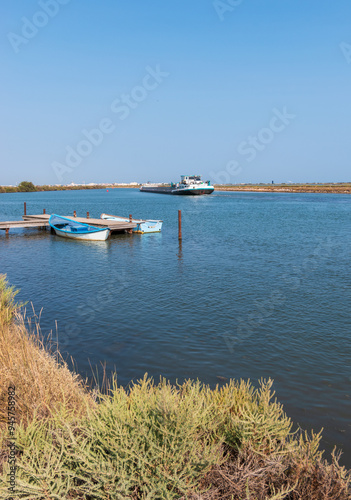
[
  {"x1": 87, "y1": 212, "x2": 90, "y2": 219},
  {"x1": 24, "y1": 202, "x2": 26, "y2": 216},
  {"x1": 43, "y1": 209, "x2": 46, "y2": 214},
  {"x1": 73, "y1": 211, "x2": 77, "y2": 218},
  {"x1": 178, "y1": 210, "x2": 182, "y2": 240},
  {"x1": 125, "y1": 214, "x2": 133, "y2": 233}
]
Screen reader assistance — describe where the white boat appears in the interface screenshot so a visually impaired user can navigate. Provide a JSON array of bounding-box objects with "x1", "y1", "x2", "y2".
[
  {"x1": 101, "y1": 214, "x2": 162, "y2": 234},
  {"x1": 171, "y1": 175, "x2": 215, "y2": 195},
  {"x1": 49, "y1": 215, "x2": 110, "y2": 241},
  {"x1": 140, "y1": 175, "x2": 214, "y2": 195}
]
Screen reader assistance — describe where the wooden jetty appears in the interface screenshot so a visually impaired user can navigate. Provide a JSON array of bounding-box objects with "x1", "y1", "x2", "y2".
[{"x1": 0, "y1": 210, "x2": 137, "y2": 235}]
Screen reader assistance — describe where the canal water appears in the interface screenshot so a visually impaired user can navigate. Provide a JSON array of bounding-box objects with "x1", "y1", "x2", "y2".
[{"x1": 1, "y1": 188, "x2": 350, "y2": 466}]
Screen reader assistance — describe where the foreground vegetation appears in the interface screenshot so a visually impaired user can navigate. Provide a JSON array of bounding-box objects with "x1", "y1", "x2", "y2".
[{"x1": 0, "y1": 276, "x2": 349, "y2": 499}]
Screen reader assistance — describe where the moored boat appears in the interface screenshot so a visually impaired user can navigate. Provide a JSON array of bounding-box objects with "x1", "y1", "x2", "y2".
[
  {"x1": 101, "y1": 214, "x2": 162, "y2": 234},
  {"x1": 140, "y1": 175, "x2": 214, "y2": 195},
  {"x1": 49, "y1": 215, "x2": 110, "y2": 241}
]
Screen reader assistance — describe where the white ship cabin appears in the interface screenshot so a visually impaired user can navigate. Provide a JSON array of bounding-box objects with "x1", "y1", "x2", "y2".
[{"x1": 180, "y1": 175, "x2": 203, "y2": 185}]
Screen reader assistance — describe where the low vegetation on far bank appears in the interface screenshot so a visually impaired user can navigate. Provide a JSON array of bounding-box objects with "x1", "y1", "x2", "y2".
[
  {"x1": 0, "y1": 276, "x2": 350, "y2": 499},
  {"x1": 215, "y1": 183, "x2": 351, "y2": 194},
  {"x1": 0, "y1": 181, "x2": 125, "y2": 194}
]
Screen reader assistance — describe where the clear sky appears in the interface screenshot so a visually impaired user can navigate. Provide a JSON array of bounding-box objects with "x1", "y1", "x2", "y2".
[{"x1": 1, "y1": 0, "x2": 351, "y2": 185}]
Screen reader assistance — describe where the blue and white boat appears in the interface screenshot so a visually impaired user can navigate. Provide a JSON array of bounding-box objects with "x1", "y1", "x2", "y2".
[
  {"x1": 49, "y1": 214, "x2": 110, "y2": 241},
  {"x1": 101, "y1": 214, "x2": 163, "y2": 234}
]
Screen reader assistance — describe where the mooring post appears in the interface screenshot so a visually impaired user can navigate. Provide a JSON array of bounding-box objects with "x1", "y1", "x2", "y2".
[
  {"x1": 5, "y1": 228, "x2": 9, "y2": 236},
  {"x1": 87, "y1": 212, "x2": 90, "y2": 219},
  {"x1": 178, "y1": 210, "x2": 182, "y2": 240},
  {"x1": 24, "y1": 202, "x2": 27, "y2": 216},
  {"x1": 73, "y1": 211, "x2": 77, "y2": 218},
  {"x1": 43, "y1": 208, "x2": 46, "y2": 214},
  {"x1": 129, "y1": 214, "x2": 132, "y2": 223}
]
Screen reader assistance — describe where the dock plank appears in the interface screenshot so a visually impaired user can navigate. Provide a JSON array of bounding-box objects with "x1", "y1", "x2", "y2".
[
  {"x1": 0, "y1": 220, "x2": 48, "y2": 230},
  {"x1": 22, "y1": 214, "x2": 137, "y2": 231}
]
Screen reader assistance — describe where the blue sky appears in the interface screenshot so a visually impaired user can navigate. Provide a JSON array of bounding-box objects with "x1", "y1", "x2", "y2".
[{"x1": 1, "y1": 0, "x2": 351, "y2": 185}]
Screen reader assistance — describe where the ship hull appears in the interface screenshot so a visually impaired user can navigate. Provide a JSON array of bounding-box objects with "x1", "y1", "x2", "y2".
[
  {"x1": 140, "y1": 186, "x2": 214, "y2": 195},
  {"x1": 172, "y1": 187, "x2": 214, "y2": 195},
  {"x1": 140, "y1": 186, "x2": 173, "y2": 194}
]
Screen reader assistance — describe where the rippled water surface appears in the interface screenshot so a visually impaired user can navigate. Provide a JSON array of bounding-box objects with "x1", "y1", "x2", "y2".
[{"x1": 1, "y1": 189, "x2": 350, "y2": 466}]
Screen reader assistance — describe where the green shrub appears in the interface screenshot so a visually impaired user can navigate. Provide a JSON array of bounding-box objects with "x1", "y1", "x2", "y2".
[{"x1": 17, "y1": 182, "x2": 37, "y2": 192}]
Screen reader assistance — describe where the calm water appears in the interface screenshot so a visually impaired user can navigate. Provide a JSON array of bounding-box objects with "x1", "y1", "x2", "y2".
[{"x1": 1, "y1": 189, "x2": 350, "y2": 466}]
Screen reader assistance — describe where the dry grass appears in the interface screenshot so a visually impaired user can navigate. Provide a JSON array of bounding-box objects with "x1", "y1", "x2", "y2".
[
  {"x1": 0, "y1": 274, "x2": 93, "y2": 432},
  {"x1": 185, "y1": 444, "x2": 350, "y2": 499}
]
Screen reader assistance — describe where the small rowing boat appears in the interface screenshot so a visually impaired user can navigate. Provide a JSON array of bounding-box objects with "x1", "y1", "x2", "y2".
[
  {"x1": 101, "y1": 213, "x2": 163, "y2": 234},
  {"x1": 49, "y1": 214, "x2": 110, "y2": 241}
]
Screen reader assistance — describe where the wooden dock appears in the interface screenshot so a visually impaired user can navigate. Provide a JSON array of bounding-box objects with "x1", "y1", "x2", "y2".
[{"x1": 0, "y1": 212, "x2": 137, "y2": 234}]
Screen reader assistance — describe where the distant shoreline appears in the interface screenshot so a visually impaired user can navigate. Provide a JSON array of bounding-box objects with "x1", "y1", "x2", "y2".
[
  {"x1": 0, "y1": 184, "x2": 140, "y2": 194},
  {"x1": 1, "y1": 183, "x2": 351, "y2": 194},
  {"x1": 214, "y1": 183, "x2": 351, "y2": 194}
]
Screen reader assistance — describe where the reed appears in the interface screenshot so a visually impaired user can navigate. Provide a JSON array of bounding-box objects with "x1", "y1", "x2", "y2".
[{"x1": 0, "y1": 276, "x2": 349, "y2": 499}]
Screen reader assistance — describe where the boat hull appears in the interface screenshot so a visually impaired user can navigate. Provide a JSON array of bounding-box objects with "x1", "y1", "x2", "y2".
[
  {"x1": 172, "y1": 187, "x2": 214, "y2": 195},
  {"x1": 52, "y1": 227, "x2": 110, "y2": 241},
  {"x1": 49, "y1": 214, "x2": 110, "y2": 241},
  {"x1": 101, "y1": 214, "x2": 162, "y2": 234},
  {"x1": 133, "y1": 221, "x2": 162, "y2": 233},
  {"x1": 139, "y1": 186, "x2": 173, "y2": 194},
  {"x1": 140, "y1": 186, "x2": 214, "y2": 195}
]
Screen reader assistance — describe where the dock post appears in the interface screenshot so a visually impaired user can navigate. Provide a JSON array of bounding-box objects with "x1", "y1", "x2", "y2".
[
  {"x1": 125, "y1": 214, "x2": 133, "y2": 234},
  {"x1": 24, "y1": 202, "x2": 27, "y2": 216},
  {"x1": 178, "y1": 210, "x2": 182, "y2": 240},
  {"x1": 73, "y1": 211, "x2": 77, "y2": 218},
  {"x1": 87, "y1": 212, "x2": 89, "y2": 219},
  {"x1": 5, "y1": 228, "x2": 9, "y2": 236},
  {"x1": 43, "y1": 209, "x2": 46, "y2": 214}
]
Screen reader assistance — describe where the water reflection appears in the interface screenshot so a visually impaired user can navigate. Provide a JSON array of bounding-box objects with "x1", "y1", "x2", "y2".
[
  {"x1": 0, "y1": 229, "x2": 49, "y2": 243},
  {"x1": 177, "y1": 240, "x2": 183, "y2": 261}
]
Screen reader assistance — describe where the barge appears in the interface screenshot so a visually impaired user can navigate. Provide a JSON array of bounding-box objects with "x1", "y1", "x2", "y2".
[{"x1": 140, "y1": 175, "x2": 214, "y2": 196}]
